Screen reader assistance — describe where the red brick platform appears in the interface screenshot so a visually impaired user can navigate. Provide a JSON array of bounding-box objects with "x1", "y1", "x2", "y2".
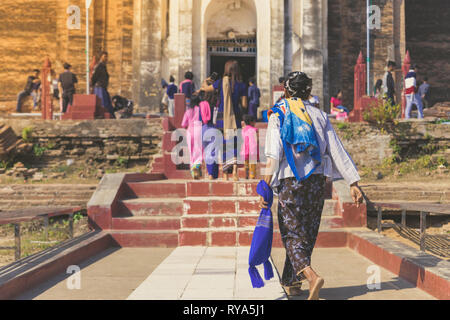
[{"x1": 87, "y1": 173, "x2": 365, "y2": 248}]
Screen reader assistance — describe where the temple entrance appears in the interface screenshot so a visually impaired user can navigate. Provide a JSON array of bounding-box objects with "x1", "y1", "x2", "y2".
[
  {"x1": 209, "y1": 56, "x2": 256, "y2": 84},
  {"x1": 202, "y1": 0, "x2": 258, "y2": 85},
  {"x1": 207, "y1": 36, "x2": 257, "y2": 84}
]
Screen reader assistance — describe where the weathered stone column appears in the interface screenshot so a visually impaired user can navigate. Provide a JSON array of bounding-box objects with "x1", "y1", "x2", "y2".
[
  {"x1": 270, "y1": 0, "x2": 285, "y2": 88},
  {"x1": 284, "y1": 0, "x2": 293, "y2": 76},
  {"x1": 132, "y1": 0, "x2": 162, "y2": 112},
  {"x1": 178, "y1": 0, "x2": 193, "y2": 81},
  {"x1": 301, "y1": 0, "x2": 326, "y2": 108},
  {"x1": 255, "y1": 1, "x2": 271, "y2": 108}
]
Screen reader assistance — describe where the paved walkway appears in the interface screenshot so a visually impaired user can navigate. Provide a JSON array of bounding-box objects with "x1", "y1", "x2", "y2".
[
  {"x1": 17, "y1": 247, "x2": 435, "y2": 300},
  {"x1": 128, "y1": 247, "x2": 285, "y2": 300},
  {"x1": 16, "y1": 248, "x2": 174, "y2": 300},
  {"x1": 271, "y1": 248, "x2": 435, "y2": 300}
]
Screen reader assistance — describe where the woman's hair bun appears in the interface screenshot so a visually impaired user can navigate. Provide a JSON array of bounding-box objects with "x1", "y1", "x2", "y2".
[{"x1": 284, "y1": 71, "x2": 313, "y2": 100}]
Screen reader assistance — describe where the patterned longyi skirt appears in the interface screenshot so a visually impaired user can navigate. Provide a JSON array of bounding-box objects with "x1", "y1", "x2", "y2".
[{"x1": 276, "y1": 174, "x2": 326, "y2": 286}]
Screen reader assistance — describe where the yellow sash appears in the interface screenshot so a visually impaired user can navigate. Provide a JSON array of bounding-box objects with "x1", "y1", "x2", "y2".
[{"x1": 286, "y1": 98, "x2": 313, "y2": 126}]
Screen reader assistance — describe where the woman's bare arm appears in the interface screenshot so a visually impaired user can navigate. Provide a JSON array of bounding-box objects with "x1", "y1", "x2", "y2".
[
  {"x1": 241, "y1": 96, "x2": 248, "y2": 109},
  {"x1": 201, "y1": 78, "x2": 215, "y2": 92},
  {"x1": 259, "y1": 157, "x2": 278, "y2": 209}
]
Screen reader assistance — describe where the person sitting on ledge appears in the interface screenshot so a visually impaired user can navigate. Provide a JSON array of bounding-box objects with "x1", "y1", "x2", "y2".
[{"x1": 16, "y1": 69, "x2": 41, "y2": 113}]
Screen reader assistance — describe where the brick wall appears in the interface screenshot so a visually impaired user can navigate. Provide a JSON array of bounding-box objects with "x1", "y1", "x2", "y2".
[
  {"x1": 328, "y1": 0, "x2": 404, "y2": 109},
  {"x1": 405, "y1": 0, "x2": 450, "y2": 104},
  {"x1": 327, "y1": 0, "x2": 366, "y2": 109},
  {"x1": 0, "y1": 0, "x2": 134, "y2": 102},
  {"x1": 3, "y1": 119, "x2": 163, "y2": 168}
]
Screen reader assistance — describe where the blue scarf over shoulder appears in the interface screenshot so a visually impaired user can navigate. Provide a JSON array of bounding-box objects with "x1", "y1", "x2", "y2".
[{"x1": 270, "y1": 98, "x2": 321, "y2": 181}]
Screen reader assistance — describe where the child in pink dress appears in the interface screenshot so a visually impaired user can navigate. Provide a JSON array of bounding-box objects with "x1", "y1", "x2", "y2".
[
  {"x1": 240, "y1": 115, "x2": 259, "y2": 179},
  {"x1": 181, "y1": 95, "x2": 210, "y2": 179}
]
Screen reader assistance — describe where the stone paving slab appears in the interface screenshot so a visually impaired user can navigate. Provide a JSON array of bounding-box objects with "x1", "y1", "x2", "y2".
[
  {"x1": 16, "y1": 248, "x2": 174, "y2": 300},
  {"x1": 128, "y1": 247, "x2": 287, "y2": 300}
]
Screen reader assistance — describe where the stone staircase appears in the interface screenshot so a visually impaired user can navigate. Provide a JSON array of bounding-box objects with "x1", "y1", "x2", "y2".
[
  {"x1": 101, "y1": 177, "x2": 344, "y2": 248},
  {"x1": 0, "y1": 184, "x2": 97, "y2": 210}
]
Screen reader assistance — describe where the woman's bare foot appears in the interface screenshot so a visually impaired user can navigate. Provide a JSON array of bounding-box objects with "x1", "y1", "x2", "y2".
[
  {"x1": 302, "y1": 266, "x2": 324, "y2": 300},
  {"x1": 307, "y1": 277, "x2": 324, "y2": 300},
  {"x1": 233, "y1": 165, "x2": 239, "y2": 181},
  {"x1": 283, "y1": 285, "x2": 303, "y2": 297}
]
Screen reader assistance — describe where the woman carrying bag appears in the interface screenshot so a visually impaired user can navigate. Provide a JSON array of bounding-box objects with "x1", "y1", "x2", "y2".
[{"x1": 260, "y1": 72, "x2": 363, "y2": 300}]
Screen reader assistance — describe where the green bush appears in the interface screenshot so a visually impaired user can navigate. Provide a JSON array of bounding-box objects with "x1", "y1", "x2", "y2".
[
  {"x1": 363, "y1": 99, "x2": 400, "y2": 130},
  {"x1": 21, "y1": 127, "x2": 33, "y2": 142},
  {"x1": 115, "y1": 157, "x2": 129, "y2": 168},
  {"x1": 436, "y1": 156, "x2": 448, "y2": 167},
  {"x1": 33, "y1": 144, "x2": 47, "y2": 157},
  {"x1": 336, "y1": 122, "x2": 349, "y2": 130},
  {"x1": 413, "y1": 155, "x2": 433, "y2": 170}
]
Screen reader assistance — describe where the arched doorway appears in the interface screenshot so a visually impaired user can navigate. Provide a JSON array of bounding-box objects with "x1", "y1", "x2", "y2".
[{"x1": 202, "y1": 0, "x2": 257, "y2": 83}]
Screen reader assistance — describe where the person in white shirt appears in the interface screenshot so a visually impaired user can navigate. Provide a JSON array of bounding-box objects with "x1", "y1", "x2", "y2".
[{"x1": 260, "y1": 71, "x2": 363, "y2": 299}]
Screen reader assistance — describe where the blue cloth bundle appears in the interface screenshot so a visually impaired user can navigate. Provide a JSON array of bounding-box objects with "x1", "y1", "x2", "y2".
[
  {"x1": 272, "y1": 98, "x2": 321, "y2": 182},
  {"x1": 248, "y1": 180, "x2": 274, "y2": 288}
]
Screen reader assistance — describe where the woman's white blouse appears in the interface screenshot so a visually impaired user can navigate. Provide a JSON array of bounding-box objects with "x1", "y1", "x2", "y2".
[{"x1": 264, "y1": 101, "x2": 361, "y2": 188}]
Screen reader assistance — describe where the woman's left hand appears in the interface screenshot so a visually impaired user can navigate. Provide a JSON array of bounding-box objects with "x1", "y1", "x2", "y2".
[
  {"x1": 350, "y1": 183, "x2": 363, "y2": 208},
  {"x1": 259, "y1": 196, "x2": 269, "y2": 210}
]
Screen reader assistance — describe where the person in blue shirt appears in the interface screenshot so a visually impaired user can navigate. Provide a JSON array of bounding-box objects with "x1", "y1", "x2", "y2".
[
  {"x1": 166, "y1": 76, "x2": 178, "y2": 117},
  {"x1": 418, "y1": 77, "x2": 430, "y2": 109},
  {"x1": 202, "y1": 60, "x2": 248, "y2": 180},
  {"x1": 248, "y1": 77, "x2": 261, "y2": 119},
  {"x1": 180, "y1": 71, "x2": 196, "y2": 99}
]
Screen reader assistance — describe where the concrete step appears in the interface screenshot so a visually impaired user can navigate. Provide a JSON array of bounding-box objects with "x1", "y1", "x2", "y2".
[
  {"x1": 186, "y1": 181, "x2": 258, "y2": 197},
  {"x1": 177, "y1": 228, "x2": 348, "y2": 248},
  {"x1": 125, "y1": 181, "x2": 187, "y2": 198},
  {"x1": 178, "y1": 227, "x2": 283, "y2": 247},
  {"x1": 119, "y1": 198, "x2": 184, "y2": 217},
  {"x1": 322, "y1": 199, "x2": 338, "y2": 216},
  {"x1": 183, "y1": 196, "x2": 260, "y2": 215},
  {"x1": 319, "y1": 216, "x2": 345, "y2": 230},
  {"x1": 112, "y1": 216, "x2": 180, "y2": 231},
  {"x1": 109, "y1": 230, "x2": 179, "y2": 248},
  {"x1": 181, "y1": 213, "x2": 280, "y2": 230}
]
